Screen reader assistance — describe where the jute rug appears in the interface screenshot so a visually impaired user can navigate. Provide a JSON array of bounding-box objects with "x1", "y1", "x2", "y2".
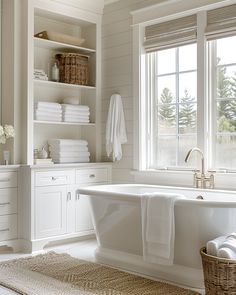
[{"x1": 0, "y1": 252, "x2": 200, "y2": 295}]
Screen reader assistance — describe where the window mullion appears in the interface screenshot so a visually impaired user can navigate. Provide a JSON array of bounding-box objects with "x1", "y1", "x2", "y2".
[
  {"x1": 176, "y1": 47, "x2": 180, "y2": 166},
  {"x1": 196, "y1": 11, "x2": 207, "y2": 169}
]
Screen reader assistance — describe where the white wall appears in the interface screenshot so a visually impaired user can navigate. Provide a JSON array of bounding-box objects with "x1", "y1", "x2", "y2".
[{"x1": 101, "y1": 0, "x2": 165, "y2": 182}]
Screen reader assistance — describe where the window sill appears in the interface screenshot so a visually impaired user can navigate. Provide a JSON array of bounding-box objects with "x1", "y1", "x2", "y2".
[{"x1": 130, "y1": 169, "x2": 236, "y2": 191}]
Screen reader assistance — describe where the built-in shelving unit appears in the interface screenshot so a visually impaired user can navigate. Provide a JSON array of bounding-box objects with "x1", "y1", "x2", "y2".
[{"x1": 26, "y1": 1, "x2": 102, "y2": 165}]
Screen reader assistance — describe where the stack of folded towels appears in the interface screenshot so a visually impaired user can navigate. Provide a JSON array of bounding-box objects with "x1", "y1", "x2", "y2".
[
  {"x1": 35, "y1": 102, "x2": 62, "y2": 122},
  {"x1": 48, "y1": 139, "x2": 90, "y2": 163},
  {"x1": 62, "y1": 104, "x2": 90, "y2": 123},
  {"x1": 207, "y1": 233, "x2": 236, "y2": 259},
  {"x1": 34, "y1": 69, "x2": 48, "y2": 81}
]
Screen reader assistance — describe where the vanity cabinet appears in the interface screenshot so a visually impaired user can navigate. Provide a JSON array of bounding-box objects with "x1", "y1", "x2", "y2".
[
  {"x1": 0, "y1": 168, "x2": 19, "y2": 250},
  {"x1": 20, "y1": 164, "x2": 112, "y2": 252}
]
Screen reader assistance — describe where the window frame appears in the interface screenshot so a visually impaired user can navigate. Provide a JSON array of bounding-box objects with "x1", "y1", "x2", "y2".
[{"x1": 132, "y1": 0, "x2": 236, "y2": 189}]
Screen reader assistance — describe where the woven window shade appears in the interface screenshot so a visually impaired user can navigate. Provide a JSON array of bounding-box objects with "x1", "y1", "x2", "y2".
[
  {"x1": 206, "y1": 4, "x2": 236, "y2": 40},
  {"x1": 144, "y1": 15, "x2": 197, "y2": 52}
]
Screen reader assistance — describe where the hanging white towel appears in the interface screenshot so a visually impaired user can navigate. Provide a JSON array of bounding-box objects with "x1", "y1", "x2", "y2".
[
  {"x1": 106, "y1": 94, "x2": 127, "y2": 161},
  {"x1": 141, "y1": 192, "x2": 185, "y2": 265}
]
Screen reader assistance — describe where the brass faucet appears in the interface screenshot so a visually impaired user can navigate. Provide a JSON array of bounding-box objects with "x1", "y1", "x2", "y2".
[{"x1": 185, "y1": 147, "x2": 215, "y2": 189}]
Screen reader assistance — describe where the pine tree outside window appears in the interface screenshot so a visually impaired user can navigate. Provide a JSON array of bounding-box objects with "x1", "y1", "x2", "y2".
[{"x1": 148, "y1": 44, "x2": 197, "y2": 169}]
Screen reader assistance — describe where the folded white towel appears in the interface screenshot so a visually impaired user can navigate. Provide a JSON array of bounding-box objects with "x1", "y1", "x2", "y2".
[
  {"x1": 61, "y1": 104, "x2": 89, "y2": 111},
  {"x1": 141, "y1": 192, "x2": 185, "y2": 265},
  {"x1": 35, "y1": 115, "x2": 62, "y2": 122},
  {"x1": 52, "y1": 157, "x2": 90, "y2": 163},
  {"x1": 50, "y1": 151, "x2": 90, "y2": 158},
  {"x1": 35, "y1": 107, "x2": 63, "y2": 114},
  {"x1": 218, "y1": 247, "x2": 236, "y2": 259},
  {"x1": 49, "y1": 145, "x2": 88, "y2": 152},
  {"x1": 62, "y1": 110, "x2": 90, "y2": 115},
  {"x1": 35, "y1": 102, "x2": 61, "y2": 110},
  {"x1": 207, "y1": 236, "x2": 226, "y2": 256},
  {"x1": 48, "y1": 139, "x2": 88, "y2": 146},
  {"x1": 63, "y1": 114, "x2": 89, "y2": 120},
  {"x1": 35, "y1": 110, "x2": 62, "y2": 117},
  {"x1": 63, "y1": 118, "x2": 90, "y2": 123}
]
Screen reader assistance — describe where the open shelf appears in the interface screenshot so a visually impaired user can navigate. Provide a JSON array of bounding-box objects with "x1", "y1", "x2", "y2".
[
  {"x1": 34, "y1": 79, "x2": 96, "y2": 89},
  {"x1": 34, "y1": 37, "x2": 96, "y2": 54},
  {"x1": 34, "y1": 120, "x2": 95, "y2": 126}
]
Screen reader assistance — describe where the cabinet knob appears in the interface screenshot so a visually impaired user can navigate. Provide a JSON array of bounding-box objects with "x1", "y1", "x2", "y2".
[
  {"x1": 76, "y1": 190, "x2": 80, "y2": 200},
  {"x1": 0, "y1": 228, "x2": 9, "y2": 232},
  {"x1": 0, "y1": 202, "x2": 10, "y2": 206},
  {"x1": 89, "y1": 174, "x2": 95, "y2": 178},
  {"x1": 52, "y1": 177, "x2": 57, "y2": 181}
]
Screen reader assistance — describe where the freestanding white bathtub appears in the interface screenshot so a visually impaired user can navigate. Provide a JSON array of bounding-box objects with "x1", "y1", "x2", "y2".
[{"x1": 79, "y1": 184, "x2": 236, "y2": 289}]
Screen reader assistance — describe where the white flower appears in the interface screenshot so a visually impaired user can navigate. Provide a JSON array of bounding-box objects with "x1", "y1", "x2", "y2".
[
  {"x1": 4, "y1": 125, "x2": 15, "y2": 139},
  {"x1": 0, "y1": 126, "x2": 4, "y2": 137},
  {"x1": 0, "y1": 135, "x2": 6, "y2": 144}
]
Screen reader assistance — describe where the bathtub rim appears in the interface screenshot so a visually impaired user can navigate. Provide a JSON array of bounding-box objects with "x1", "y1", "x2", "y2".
[{"x1": 78, "y1": 183, "x2": 236, "y2": 208}]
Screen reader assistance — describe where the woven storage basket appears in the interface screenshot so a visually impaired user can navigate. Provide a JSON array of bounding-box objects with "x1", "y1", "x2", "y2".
[
  {"x1": 56, "y1": 53, "x2": 89, "y2": 85},
  {"x1": 200, "y1": 247, "x2": 236, "y2": 294}
]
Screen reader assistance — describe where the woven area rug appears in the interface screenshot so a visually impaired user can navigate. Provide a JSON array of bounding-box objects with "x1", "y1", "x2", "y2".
[{"x1": 0, "y1": 252, "x2": 200, "y2": 295}]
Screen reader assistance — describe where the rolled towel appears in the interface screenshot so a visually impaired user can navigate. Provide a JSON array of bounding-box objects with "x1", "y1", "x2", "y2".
[
  {"x1": 206, "y1": 236, "x2": 226, "y2": 256},
  {"x1": 227, "y1": 232, "x2": 236, "y2": 239},
  {"x1": 218, "y1": 247, "x2": 236, "y2": 260},
  {"x1": 219, "y1": 236, "x2": 236, "y2": 253}
]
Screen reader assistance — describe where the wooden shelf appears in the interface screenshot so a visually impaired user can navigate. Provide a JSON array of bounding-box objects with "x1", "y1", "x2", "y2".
[
  {"x1": 34, "y1": 37, "x2": 96, "y2": 54},
  {"x1": 34, "y1": 120, "x2": 95, "y2": 126},
  {"x1": 34, "y1": 79, "x2": 96, "y2": 90}
]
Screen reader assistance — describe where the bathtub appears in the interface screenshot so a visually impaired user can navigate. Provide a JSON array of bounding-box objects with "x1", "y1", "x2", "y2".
[{"x1": 79, "y1": 184, "x2": 236, "y2": 289}]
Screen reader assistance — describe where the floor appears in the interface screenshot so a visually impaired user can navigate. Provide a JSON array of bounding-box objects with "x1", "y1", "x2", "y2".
[{"x1": 0, "y1": 239, "x2": 205, "y2": 295}]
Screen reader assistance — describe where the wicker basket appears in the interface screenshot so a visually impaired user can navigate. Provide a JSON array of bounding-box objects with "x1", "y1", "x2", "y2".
[
  {"x1": 200, "y1": 247, "x2": 236, "y2": 294},
  {"x1": 56, "y1": 53, "x2": 89, "y2": 85}
]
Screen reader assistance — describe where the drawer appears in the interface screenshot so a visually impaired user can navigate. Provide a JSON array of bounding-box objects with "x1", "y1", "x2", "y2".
[
  {"x1": 76, "y1": 168, "x2": 108, "y2": 184},
  {"x1": 0, "y1": 214, "x2": 17, "y2": 242},
  {"x1": 0, "y1": 188, "x2": 17, "y2": 216},
  {"x1": 0, "y1": 172, "x2": 17, "y2": 189},
  {"x1": 35, "y1": 170, "x2": 75, "y2": 187}
]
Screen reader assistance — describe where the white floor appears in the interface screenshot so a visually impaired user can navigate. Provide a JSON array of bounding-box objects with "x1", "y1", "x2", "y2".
[{"x1": 0, "y1": 239, "x2": 204, "y2": 295}]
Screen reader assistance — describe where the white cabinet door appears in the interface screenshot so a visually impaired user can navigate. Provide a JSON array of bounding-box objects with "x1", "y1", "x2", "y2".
[
  {"x1": 35, "y1": 186, "x2": 67, "y2": 239},
  {"x1": 75, "y1": 190, "x2": 93, "y2": 232}
]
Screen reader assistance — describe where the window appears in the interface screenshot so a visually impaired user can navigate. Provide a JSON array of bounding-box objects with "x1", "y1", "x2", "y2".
[
  {"x1": 148, "y1": 44, "x2": 197, "y2": 169},
  {"x1": 210, "y1": 35, "x2": 236, "y2": 169},
  {"x1": 140, "y1": 4, "x2": 236, "y2": 172}
]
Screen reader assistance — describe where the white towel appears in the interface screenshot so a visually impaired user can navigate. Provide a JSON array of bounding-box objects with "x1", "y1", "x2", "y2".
[
  {"x1": 35, "y1": 102, "x2": 61, "y2": 110},
  {"x1": 207, "y1": 236, "x2": 226, "y2": 256},
  {"x1": 218, "y1": 248, "x2": 236, "y2": 259},
  {"x1": 63, "y1": 118, "x2": 90, "y2": 123},
  {"x1": 35, "y1": 115, "x2": 62, "y2": 122},
  {"x1": 141, "y1": 192, "x2": 184, "y2": 265},
  {"x1": 35, "y1": 107, "x2": 63, "y2": 114},
  {"x1": 52, "y1": 157, "x2": 90, "y2": 163},
  {"x1": 106, "y1": 94, "x2": 127, "y2": 161},
  {"x1": 48, "y1": 139, "x2": 88, "y2": 146},
  {"x1": 49, "y1": 145, "x2": 88, "y2": 152},
  {"x1": 219, "y1": 236, "x2": 236, "y2": 253},
  {"x1": 50, "y1": 151, "x2": 90, "y2": 158},
  {"x1": 35, "y1": 110, "x2": 62, "y2": 116},
  {"x1": 61, "y1": 104, "x2": 89, "y2": 111},
  {"x1": 63, "y1": 114, "x2": 89, "y2": 120},
  {"x1": 62, "y1": 110, "x2": 90, "y2": 116}
]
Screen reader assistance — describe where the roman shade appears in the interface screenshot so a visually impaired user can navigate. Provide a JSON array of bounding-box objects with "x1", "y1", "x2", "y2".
[
  {"x1": 205, "y1": 4, "x2": 236, "y2": 40},
  {"x1": 144, "y1": 14, "x2": 197, "y2": 52}
]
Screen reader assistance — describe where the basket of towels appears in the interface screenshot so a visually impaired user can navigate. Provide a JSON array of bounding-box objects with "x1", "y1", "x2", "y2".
[{"x1": 200, "y1": 233, "x2": 236, "y2": 294}]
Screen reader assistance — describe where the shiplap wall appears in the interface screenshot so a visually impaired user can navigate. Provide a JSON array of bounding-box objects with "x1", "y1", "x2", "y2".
[{"x1": 101, "y1": 0, "x2": 165, "y2": 182}]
